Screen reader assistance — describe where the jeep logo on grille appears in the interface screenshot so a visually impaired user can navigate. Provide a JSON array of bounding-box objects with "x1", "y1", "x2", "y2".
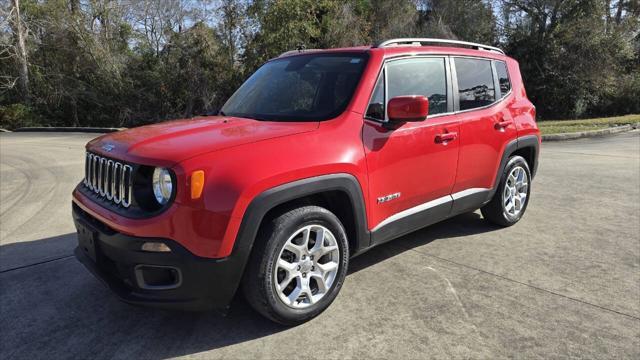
[{"x1": 102, "y1": 144, "x2": 115, "y2": 152}]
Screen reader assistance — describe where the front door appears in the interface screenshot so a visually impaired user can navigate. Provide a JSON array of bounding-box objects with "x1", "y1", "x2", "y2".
[{"x1": 362, "y1": 56, "x2": 460, "y2": 244}]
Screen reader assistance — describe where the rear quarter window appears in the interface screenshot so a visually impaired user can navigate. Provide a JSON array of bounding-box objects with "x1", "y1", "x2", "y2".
[{"x1": 495, "y1": 61, "x2": 511, "y2": 97}]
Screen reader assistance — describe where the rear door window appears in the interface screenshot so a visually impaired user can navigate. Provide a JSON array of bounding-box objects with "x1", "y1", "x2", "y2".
[{"x1": 454, "y1": 58, "x2": 496, "y2": 111}]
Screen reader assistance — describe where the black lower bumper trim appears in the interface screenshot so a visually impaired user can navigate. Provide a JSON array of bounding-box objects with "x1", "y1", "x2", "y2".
[{"x1": 72, "y1": 203, "x2": 246, "y2": 312}]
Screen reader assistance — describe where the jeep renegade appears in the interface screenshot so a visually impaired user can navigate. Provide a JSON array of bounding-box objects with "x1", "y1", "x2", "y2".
[{"x1": 73, "y1": 38, "x2": 540, "y2": 325}]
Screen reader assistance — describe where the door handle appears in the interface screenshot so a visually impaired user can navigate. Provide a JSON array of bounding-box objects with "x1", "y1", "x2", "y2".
[
  {"x1": 435, "y1": 132, "x2": 458, "y2": 144},
  {"x1": 495, "y1": 120, "x2": 513, "y2": 130}
]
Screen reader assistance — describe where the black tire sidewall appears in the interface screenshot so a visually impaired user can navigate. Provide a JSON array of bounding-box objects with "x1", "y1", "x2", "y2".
[
  {"x1": 499, "y1": 156, "x2": 531, "y2": 224},
  {"x1": 260, "y1": 206, "x2": 349, "y2": 324}
]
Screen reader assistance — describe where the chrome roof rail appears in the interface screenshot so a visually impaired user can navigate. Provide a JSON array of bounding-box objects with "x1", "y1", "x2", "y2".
[
  {"x1": 279, "y1": 48, "x2": 323, "y2": 57},
  {"x1": 374, "y1": 38, "x2": 505, "y2": 55}
]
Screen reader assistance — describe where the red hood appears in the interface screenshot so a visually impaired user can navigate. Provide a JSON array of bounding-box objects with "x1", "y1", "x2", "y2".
[{"x1": 87, "y1": 116, "x2": 318, "y2": 166}]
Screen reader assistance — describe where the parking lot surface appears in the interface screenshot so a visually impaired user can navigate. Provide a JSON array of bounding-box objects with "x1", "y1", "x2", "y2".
[{"x1": 1, "y1": 131, "x2": 639, "y2": 359}]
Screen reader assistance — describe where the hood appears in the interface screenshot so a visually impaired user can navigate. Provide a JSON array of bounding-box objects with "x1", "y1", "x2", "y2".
[{"x1": 87, "y1": 116, "x2": 318, "y2": 166}]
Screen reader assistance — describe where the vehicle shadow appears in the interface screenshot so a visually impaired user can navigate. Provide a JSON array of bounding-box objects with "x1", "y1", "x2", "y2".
[
  {"x1": 348, "y1": 211, "x2": 500, "y2": 274},
  {"x1": 0, "y1": 212, "x2": 499, "y2": 359}
]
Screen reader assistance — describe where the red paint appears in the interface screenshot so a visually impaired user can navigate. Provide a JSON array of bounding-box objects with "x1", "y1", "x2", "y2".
[
  {"x1": 73, "y1": 44, "x2": 539, "y2": 259},
  {"x1": 387, "y1": 96, "x2": 430, "y2": 122}
]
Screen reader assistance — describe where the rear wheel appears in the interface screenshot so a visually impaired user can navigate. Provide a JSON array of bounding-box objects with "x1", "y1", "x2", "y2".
[
  {"x1": 242, "y1": 205, "x2": 349, "y2": 325},
  {"x1": 481, "y1": 155, "x2": 531, "y2": 227}
]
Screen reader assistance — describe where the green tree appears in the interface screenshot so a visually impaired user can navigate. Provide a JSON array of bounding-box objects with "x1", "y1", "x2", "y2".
[
  {"x1": 502, "y1": 0, "x2": 639, "y2": 118},
  {"x1": 417, "y1": 0, "x2": 497, "y2": 43}
]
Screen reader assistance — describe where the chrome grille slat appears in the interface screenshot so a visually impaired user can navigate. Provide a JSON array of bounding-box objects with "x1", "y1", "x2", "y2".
[
  {"x1": 113, "y1": 162, "x2": 122, "y2": 204},
  {"x1": 98, "y1": 158, "x2": 106, "y2": 196},
  {"x1": 106, "y1": 160, "x2": 114, "y2": 200},
  {"x1": 92, "y1": 155, "x2": 99, "y2": 193},
  {"x1": 83, "y1": 152, "x2": 133, "y2": 208},
  {"x1": 122, "y1": 165, "x2": 133, "y2": 207},
  {"x1": 84, "y1": 153, "x2": 90, "y2": 187}
]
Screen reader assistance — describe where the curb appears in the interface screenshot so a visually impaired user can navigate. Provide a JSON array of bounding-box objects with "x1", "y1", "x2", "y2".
[
  {"x1": 12, "y1": 127, "x2": 125, "y2": 133},
  {"x1": 541, "y1": 123, "x2": 638, "y2": 141}
]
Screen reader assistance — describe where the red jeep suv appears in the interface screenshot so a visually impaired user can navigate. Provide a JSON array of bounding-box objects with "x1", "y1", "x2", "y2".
[{"x1": 73, "y1": 38, "x2": 539, "y2": 325}]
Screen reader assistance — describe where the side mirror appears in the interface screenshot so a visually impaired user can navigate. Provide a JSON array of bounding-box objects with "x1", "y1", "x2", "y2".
[{"x1": 387, "y1": 96, "x2": 429, "y2": 123}]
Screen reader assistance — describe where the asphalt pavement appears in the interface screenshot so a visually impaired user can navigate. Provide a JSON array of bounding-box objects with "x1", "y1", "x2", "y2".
[{"x1": 1, "y1": 131, "x2": 639, "y2": 359}]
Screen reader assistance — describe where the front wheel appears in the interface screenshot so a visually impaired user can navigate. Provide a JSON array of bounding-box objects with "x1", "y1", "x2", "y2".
[
  {"x1": 481, "y1": 155, "x2": 531, "y2": 227},
  {"x1": 242, "y1": 205, "x2": 349, "y2": 325}
]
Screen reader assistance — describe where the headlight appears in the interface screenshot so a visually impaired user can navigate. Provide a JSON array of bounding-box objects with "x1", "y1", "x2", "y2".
[{"x1": 152, "y1": 167, "x2": 173, "y2": 205}]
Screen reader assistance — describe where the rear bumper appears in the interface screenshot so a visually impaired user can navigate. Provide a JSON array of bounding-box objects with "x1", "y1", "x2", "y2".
[{"x1": 72, "y1": 203, "x2": 244, "y2": 312}]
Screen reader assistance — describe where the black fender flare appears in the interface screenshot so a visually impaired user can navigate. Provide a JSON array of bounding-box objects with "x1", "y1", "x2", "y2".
[
  {"x1": 234, "y1": 173, "x2": 370, "y2": 255},
  {"x1": 488, "y1": 134, "x2": 540, "y2": 200},
  {"x1": 222, "y1": 173, "x2": 370, "y2": 304}
]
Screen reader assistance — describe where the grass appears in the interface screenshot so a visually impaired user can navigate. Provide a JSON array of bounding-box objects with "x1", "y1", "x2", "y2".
[{"x1": 538, "y1": 114, "x2": 640, "y2": 135}]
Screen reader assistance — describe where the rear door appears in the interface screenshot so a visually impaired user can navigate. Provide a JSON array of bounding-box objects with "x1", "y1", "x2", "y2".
[
  {"x1": 362, "y1": 56, "x2": 460, "y2": 244},
  {"x1": 450, "y1": 57, "x2": 518, "y2": 213}
]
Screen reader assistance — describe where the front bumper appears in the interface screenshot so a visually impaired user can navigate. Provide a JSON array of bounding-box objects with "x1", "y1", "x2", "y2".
[{"x1": 72, "y1": 203, "x2": 244, "y2": 312}]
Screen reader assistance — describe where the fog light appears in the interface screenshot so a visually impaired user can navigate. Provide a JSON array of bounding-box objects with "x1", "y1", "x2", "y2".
[{"x1": 141, "y1": 242, "x2": 171, "y2": 252}]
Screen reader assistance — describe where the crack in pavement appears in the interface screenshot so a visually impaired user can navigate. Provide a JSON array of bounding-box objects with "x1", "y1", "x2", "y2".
[
  {"x1": 0, "y1": 255, "x2": 74, "y2": 274},
  {"x1": 406, "y1": 247, "x2": 640, "y2": 322}
]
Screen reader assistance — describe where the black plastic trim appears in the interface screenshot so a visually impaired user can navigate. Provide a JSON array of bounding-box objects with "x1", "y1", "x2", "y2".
[
  {"x1": 518, "y1": 135, "x2": 540, "y2": 178},
  {"x1": 487, "y1": 134, "x2": 540, "y2": 200},
  {"x1": 450, "y1": 189, "x2": 492, "y2": 216},
  {"x1": 232, "y1": 174, "x2": 371, "y2": 260},
  {"x1": 72, "y1": 203, "x2": 243, "y2": 312},
  {"x1": 370, "y1": 200, "x2": 452, "y2": 246}
]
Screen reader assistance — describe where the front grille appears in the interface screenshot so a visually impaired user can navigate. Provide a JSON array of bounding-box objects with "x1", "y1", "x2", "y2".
[{"x1": 83, "y1": 152, "x2": 133, "y2": 208}]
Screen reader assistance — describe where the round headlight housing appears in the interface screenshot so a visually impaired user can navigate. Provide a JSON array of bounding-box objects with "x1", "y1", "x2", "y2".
[{"x1": 152, "y1": 167, "x2": 173, "y2": 205}]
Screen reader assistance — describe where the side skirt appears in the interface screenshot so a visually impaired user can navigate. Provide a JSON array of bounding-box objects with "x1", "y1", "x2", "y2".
[{"x1": 370, "y1": 188, "x2": 491, "y2": 246}]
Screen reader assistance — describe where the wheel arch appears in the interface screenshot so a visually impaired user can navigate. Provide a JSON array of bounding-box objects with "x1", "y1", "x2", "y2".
[
  {"x1": 515, "y1": 135, "x2": 540, "y2": 178},
  {"x1": 231, "y1": 173, "x2": 370, "y2": 276},
  {"x1": 488, "y1": 135, "x2": 540, "y2": 200}
]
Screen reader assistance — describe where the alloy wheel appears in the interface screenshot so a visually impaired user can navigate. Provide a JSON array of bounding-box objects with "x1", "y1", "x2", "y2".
[
  {"x1": 273, "y1": 224, "x2": 340, "y2": 309},
  {"x1": 502, "y1": 166, "x2": 528, "y2": 217}
]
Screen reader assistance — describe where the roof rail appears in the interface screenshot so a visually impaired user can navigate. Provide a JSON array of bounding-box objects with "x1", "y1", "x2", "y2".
[
  {"x1": 278, "y1": 48, "x2": 323, "y2": 57},
  {"x1": 374, "y1": 38, "x2": 505, "y2": 55}
]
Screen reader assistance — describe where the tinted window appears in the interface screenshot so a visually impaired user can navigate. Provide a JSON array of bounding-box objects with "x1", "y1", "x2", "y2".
[
  {"x1": 366, "y1": 70, "x2": 385, "y2": 120},
  {"x1": 454, "y1": 58, "x2": 495, "y2": 110},
  {"x1": 222, "y1": 54, "x2": 367, "y2": 121},
  {"x1": 387, "y1": 58, "x2": 448, "y2": 115},
  {"x1": 495, "y1": 61, "x2": 511, "y2": 97}
]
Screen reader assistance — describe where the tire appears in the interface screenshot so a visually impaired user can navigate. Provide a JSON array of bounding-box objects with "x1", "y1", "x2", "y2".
[
  {"x1": 242, "y1": 205, "x2": 349, "y2": 325},
  {"x1": 481, "y1": 155, "x2": 531, "y2": 227}
]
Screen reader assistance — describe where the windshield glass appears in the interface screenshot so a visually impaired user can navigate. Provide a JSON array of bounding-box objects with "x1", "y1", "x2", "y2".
[{"x1": 221, "y1": 53, "x2": 368, "y2": 121}]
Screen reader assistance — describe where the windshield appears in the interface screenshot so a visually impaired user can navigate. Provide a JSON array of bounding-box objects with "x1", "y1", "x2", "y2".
[{"x1": 221, "y1": 53, "x2": 368, "y2": 121}]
